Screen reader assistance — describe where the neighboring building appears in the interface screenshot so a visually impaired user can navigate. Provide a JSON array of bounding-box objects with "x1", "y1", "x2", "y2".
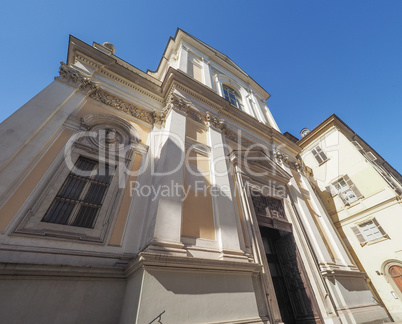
[
  {"x1": 298, "y1": 114, "x2": 402, "y2": 322},
  {"x1": 0, "y1": 30, "x2": 392, "y2": 323}
]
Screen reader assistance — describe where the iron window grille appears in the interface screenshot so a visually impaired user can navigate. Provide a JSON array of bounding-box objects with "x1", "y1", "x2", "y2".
[{"x1": 42, "y1": 156, "x2": 115, "y2": 229}]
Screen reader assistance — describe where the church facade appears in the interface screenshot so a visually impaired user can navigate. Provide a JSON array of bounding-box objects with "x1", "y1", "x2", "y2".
[{"x1": 0, "y1": 29, "x2": 393, "y2": 323}]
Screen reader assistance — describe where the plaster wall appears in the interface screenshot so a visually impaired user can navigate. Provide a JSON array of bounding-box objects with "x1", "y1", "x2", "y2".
[
  {"x1": 0, "y1": 276, "x2": 126, "y2": 324},
  {"x1": 135, "y1": 269, "x2": 261, "y2": 324}
]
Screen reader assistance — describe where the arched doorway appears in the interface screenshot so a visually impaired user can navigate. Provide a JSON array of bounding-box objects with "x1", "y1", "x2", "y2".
[{"x1": 389, "y1": 265, "x2": 402, "y2": 292}]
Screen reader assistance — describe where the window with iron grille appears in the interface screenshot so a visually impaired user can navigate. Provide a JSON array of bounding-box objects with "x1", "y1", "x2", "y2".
[
  {"x1": 222, "y1": 84, "x2": 243, "y2": 110},
  {"x1": 311, "y1": 146, "x2": 329, "y2": 164},
  {"x1": 42, "y1": 156, "x2": 115, "y2": 229}
]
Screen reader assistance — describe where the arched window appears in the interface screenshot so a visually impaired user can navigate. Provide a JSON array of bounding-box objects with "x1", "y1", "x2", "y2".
[
  {"x1": 222, "y1": 84, "x2": 243, "y2": 110},
  {"x1": 389, "y1": 265, "x2": 402, "y2": 292}
]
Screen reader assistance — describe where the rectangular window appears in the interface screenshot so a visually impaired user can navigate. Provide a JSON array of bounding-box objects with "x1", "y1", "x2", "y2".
[
  {"x1": 42, "y1": 157, "x2": 115, "y2": 229},
  {"x1": 311, "y1": 146, "x2": 329, "y2": 164},
  {"x1": 351, "y1": 218, "x2": 388, "y2": 246},
  {"x1": 331, "y1": 175, "x2": 363, "y2": 205}
]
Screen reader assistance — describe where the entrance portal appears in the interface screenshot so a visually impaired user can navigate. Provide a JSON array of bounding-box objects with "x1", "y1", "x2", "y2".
[{"x1": 260, "y1": 227, "x2": 321, "y2": 324}]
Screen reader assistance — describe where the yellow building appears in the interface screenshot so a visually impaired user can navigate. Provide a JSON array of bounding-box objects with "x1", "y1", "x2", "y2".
[
  {"x1": 0, "y1": 30, "x2": 392, "y2": 323},
  {"x1": 299, "y1": 114, "x2": 402, "y2": 322}
]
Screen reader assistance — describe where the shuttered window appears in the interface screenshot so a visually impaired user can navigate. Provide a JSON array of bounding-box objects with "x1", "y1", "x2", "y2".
[
  {"x1": 42, "y1": 157, "x2": 115, "y2": 229},
  {"x1": 332, "y1": 175, "x2": 363, "y2": 205},
  {"x1": 351, "y1": 218, "x2": 388, "y2": 246},
  {"x1": 311, "y1": 146, "x2": 328, "y2": 164}
]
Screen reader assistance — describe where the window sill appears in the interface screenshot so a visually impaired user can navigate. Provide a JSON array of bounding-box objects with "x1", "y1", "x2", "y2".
[
  {"x1": 318, "y1": 158, "x2": 330, "y2": 166},
  {"x1": 345, "y1": 199, "x2": 363, "y2": 208},
  {"x1": 360, "y1": 235, "x2": 390, "y2": 247}
]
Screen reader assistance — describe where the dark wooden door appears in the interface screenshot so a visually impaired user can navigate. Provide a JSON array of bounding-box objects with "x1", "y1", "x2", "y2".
[
  {"x1": 389, "y1": 265, "x2": 402, "y2": 292},
  {"x1": 260, "y1": 227, "x2": 322, "y2": 324},
  {"x1": 274, "y1": 233, "x2": 321, "y2": 324}
]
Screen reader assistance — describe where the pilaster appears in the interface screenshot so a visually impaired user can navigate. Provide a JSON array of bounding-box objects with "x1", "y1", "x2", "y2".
[
  {"x1": 145, "y1": 94, "x2": 189, "y2": 254},
  {"x1": 201, "y1": 56, "x2": 213, "y2": 89},
  {"x1": 178, "y1": 44, "x2": 189, "y2": 73},
  {"x1": 206, "y1": 115, "x2": 244, "y2": 261}
]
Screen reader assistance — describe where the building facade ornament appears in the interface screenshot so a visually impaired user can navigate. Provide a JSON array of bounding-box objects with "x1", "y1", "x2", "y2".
[
  {"x1": 187, "y1": 109, "x2": 204, "y2": 124},
  {"x1": 89, "y1": 88, "x2": 155, "y2": 124},
  {"x1": 225, "y1": 129, "x2": 253, "y2": 148},
  {"x1": 205, "y1": 111, "x2": 226, "y2": 132},
  {"x1": 274, "y1": 150, "x2": 289, "y2": 164},
  {"x1": 167, "y1": 93, "x2": 191, "y2": 115},
  {"x1": 58, "y1": 62, "x2": 85, "y2": 86}
]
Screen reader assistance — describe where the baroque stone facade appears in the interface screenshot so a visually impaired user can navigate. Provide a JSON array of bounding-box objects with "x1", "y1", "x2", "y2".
[{"x1": 0, "y1": 29, "x2": 396, "y2": 324}]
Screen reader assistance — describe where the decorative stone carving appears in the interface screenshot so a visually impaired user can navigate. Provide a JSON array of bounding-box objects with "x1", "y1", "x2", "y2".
[
  {"x1": 251, "y1": 192, "x2": 286, "y2": 220},
  {"x1": 105, "y1": 128, "x2": 117, "y2": 144},
  {"x1": 274, "y1": 150, "x2": 288, "y2": 164},
  {"x1": 225, "y1": 129, "x2": 253, "y2": 148},
  {"x1": 89, "y1": 89, "x2": 155, "y2": 124},
  {"x1": 79, "y1": 78, "x2": 99, "y2": 94},
  {"x1": 59, "y1": 62, "x2": 99, "y2": 94},
  {"x1": 205, "y1": 112, "x2": 226, "y2": 132},
  {"x1": 167, "y1": 93, "x2": 191, "y2": 114},
  {"x1": 187, "y1": 109, "x2": 204, "y2": 124},
  {"x1": 58, "y1": 62, "x2": 85, "y2": 86}
]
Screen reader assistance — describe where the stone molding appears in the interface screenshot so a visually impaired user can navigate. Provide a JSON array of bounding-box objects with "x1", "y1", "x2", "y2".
[
  {"x1": 205, "y1": 111, "x2": 226, "y2": 132},
  {"x1": 89, "y1": 88, "x2": 157, "y2": 125},
  {"x1": 226, "y1": 129, "x2": 254, "y2": 147},
  {"x1": 58, "y1": 62, "x2": 160, "y2": 125}
]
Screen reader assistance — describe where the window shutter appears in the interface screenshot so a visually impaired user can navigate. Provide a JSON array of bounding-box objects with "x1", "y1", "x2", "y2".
[
  {"x1": 338, "y1": 191, "x2": 350, "y2": 205},
  {"x1": 351, "y1": 226, "x2": 366, "y2": 245},
  {"x1": 316, "y1": 146, "x2": 328, "y2": 161},
  {"x1": 325, "y1": 185, "x2": 338, "y2": 197},
  {"x1": 312, "y1": 148, "x2": 323, "y2": 164},
  {"x1": 343, "y1": 174, "x2": 363, "y2": 199},
  {"x1": 352, "y1": 141, "x2": 364, "y2": 152},
  {"x1": 372, "y1": 218, "x2": 389, "y2": 239},
  {"x1": 366, "y1": 151, "x2": 377, "y2": 161}
]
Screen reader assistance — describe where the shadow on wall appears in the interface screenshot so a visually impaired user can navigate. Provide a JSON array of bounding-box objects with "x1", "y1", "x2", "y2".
[{"x1": 148, "y1": 269, "x2": 254, "y2": 295}]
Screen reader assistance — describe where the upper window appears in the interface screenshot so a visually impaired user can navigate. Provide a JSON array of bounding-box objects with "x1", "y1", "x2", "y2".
[
  {"x1": 222, "y1": 84, "x2": 243, "y2": 110},
  {"x1": 42, "y1": 156, "x2": 115, "y2": 229},
  {"x1": 311, "y1": 146, "x2": 329, "y2": 164},
  {"x1": 330, "y1": 175, "x2": 363, "y2": 205},
  {"x1": 351, "y1": 218, "x2": 389, "y2": 246}
]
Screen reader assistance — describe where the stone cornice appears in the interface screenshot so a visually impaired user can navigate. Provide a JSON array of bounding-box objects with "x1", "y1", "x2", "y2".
[
  {"x1": 161, "y1": 68, "x2": 301, "y2": 155},
  {"x1": 89, "y1": 88, "x2": 157, "y2": 125},
  {"x1": 125, "y1": 252, "x2": 262, "y2": 278},
  {"x1": 57, "y1": 62, "x2": 160, "y2": 125},
  {"x1": 67, "y1": 35, "x2": 162, "y2": 92},
  {"x1": 64, "y1": 38, "x2": 300, "y2": 156}
]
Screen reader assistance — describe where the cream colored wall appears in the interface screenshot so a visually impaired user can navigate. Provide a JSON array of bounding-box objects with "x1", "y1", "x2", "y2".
[
  {"x1": 0, "y1": 129, "x2": 74, "y2": 231},
  {"x1": 109, "y1": 153, "x2": 143, "y2": 246},
  {"x1": 75, "y1": 101, "x2": 151, "y2": 144},
  {"x1": 135, "y1": 269, "x2": 261, "y2": 323},
  {"x1": 182, "y1": 120, "x2": 215, "y2": 240},
  {"x1": 301, "y1": 127, "x2": 393, "y2": 223},
  {"x1": 342, "y1": 202, "x2": 402, "y2": 321},
  {"x1": 301, "y1": 126, "x2": 402, "y2": 321}
]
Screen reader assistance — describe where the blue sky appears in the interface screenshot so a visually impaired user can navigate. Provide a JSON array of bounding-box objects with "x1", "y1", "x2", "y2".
[{"x1": 1, "y1": 1, "x2": 401, "y2": 172}]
